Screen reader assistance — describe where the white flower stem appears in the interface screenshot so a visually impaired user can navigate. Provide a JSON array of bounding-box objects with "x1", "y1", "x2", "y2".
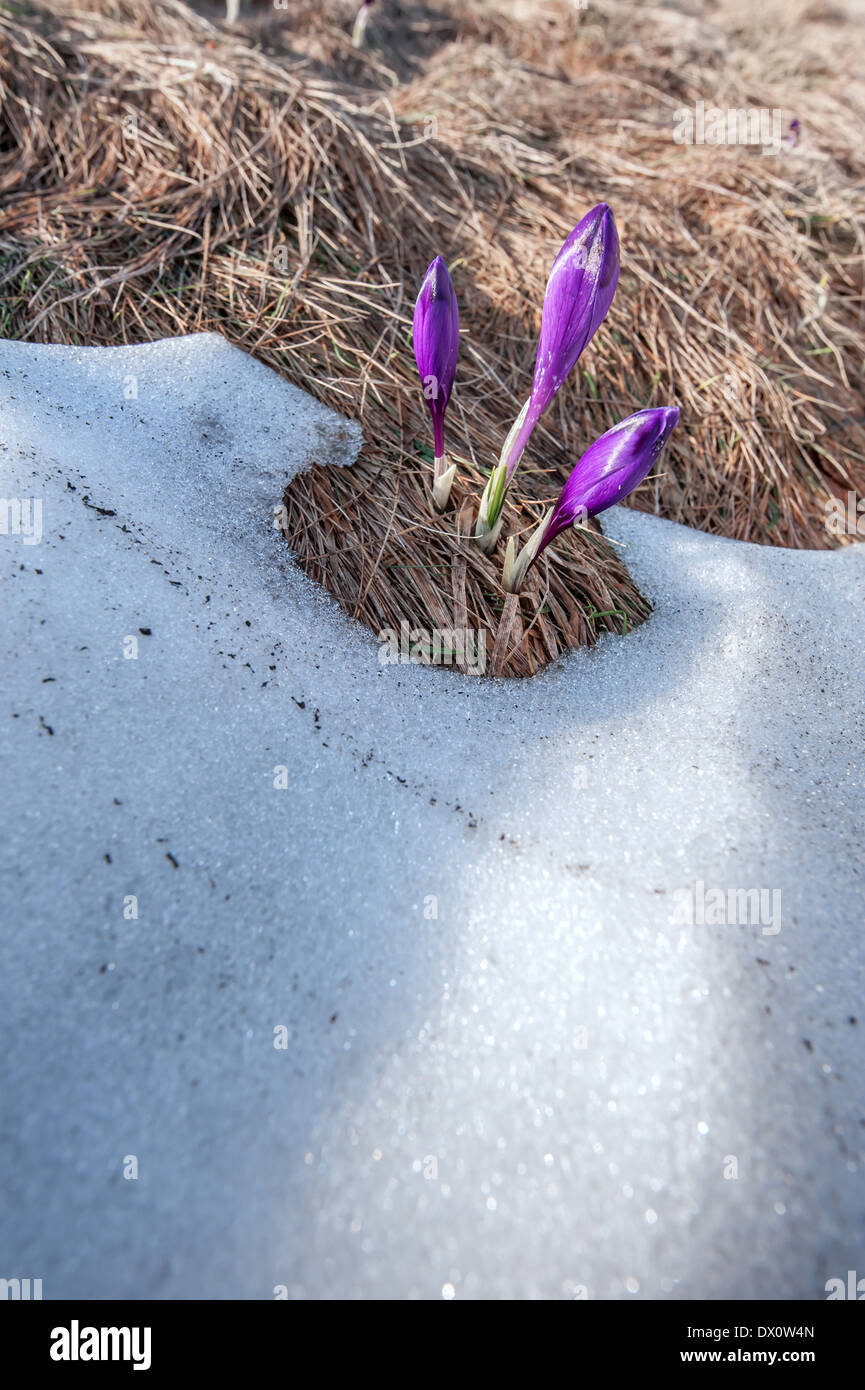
[
  {"x1": 501, "y1": 508, "x2": 552, "y2": 593},
  {"x1": 351, "y1": 5, "x2": 371, "y2": 48},
  {"x1": 431, "y1": 453, "x2": 456, "y2": 511}
]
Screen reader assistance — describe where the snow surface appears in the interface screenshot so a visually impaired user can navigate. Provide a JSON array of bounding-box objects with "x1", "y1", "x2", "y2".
[{"x1": 1, "y1": 332, "x2": 863, "y2": 1300}]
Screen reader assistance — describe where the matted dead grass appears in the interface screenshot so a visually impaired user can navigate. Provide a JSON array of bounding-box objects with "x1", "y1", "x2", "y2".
[
  {"x1": 280, "y1": 461, "x2": 651, "y2": 677},
  {"x1": 1, "y1": 0, "x2": 864, "y2": 674}
]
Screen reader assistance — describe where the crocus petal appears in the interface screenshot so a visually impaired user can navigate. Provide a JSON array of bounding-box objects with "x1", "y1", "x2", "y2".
[
  {"x1": 501, "y1": 203, "x2": 620, "y2": 480},
  {"x1": 413, "y1": 255, "x2": 460, "y2": 457},
  {"x1": 532, "y1": 203, "x2": 620, "y2": 414},
  {"x1": 538, "y1": 406, "x2": 679, "y2": 555}
]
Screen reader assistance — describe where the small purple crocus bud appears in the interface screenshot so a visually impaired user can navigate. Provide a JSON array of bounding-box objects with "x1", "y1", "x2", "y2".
[
  {"x1": 502, "y1": 407, "x2": 679, "y2": 592},
  {"x1": 543, "y1": 406, "x2": 679, "y2": 538},
  {"x1": 413, "y1": 254, "x2": 460, "y2": 467}
]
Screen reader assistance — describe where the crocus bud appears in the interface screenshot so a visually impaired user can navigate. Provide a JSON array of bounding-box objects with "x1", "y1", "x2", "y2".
[
  {"x1": 413, "y1": 255, "x2": 460, "y2": 509},
  {"x1": 477, "y1": 203, "x2": 620, "y2": 547},
  {"x1": 502, "y1": 406, "x2": 679, "y2": 592}
]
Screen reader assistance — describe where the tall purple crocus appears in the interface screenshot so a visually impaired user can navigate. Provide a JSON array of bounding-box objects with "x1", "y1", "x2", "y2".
[
  {"x1": 502, "y1": 407, "x2": 679, "y2": 592},
  {"x1": 413, "y1": 254, "x2": 460, "y2": 509},
  {"x1": 476, "y1": 203, "x2": 620, "y2": 549}
]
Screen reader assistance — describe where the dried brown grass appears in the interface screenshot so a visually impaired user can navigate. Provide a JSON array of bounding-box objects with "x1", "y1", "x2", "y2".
[
  {"x1": 280, "y1": 458, "x2": 650, "y2": 677},
  {"x1": 1, "y1": 0, "x2": 864, "y2": 674}
]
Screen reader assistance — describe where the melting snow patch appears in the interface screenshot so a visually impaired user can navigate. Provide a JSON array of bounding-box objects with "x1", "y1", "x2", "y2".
[{"x1": 1, "y1": 333, "x2": 863, "y2": 1300}]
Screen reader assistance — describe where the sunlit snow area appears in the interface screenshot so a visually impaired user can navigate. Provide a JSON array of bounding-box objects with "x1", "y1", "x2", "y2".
[{"x1": 1, "y1": 334, "x2": 863, "y2": 1299}]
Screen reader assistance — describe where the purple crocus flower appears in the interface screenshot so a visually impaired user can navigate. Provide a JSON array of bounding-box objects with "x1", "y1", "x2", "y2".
[
  {"x1": 413, "y1": 256, "x2": 460, "y2": 507},
  {"x1": 503, "y1": 203, "x2": 620, "y2": 479},
  {"x1": 413, "y1": 255, "x2": 459, "y2": 456},
  {"x1": 542, "y1": 405, "x2": 679, "y2": 540},
  {"x1": 476, "y1": 203, "x2": 620, "y2": 549},
  {"x1": 502, "y1": 406, "x2": 679, "y2": 591}
]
